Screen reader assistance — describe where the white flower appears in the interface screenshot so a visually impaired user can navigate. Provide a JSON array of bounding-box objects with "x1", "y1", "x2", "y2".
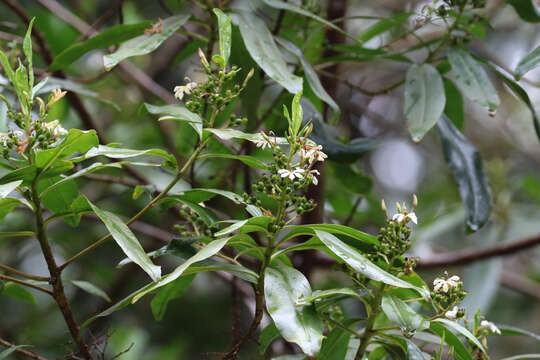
[
  {"x1": 480, "y1": 320, "x2": 501, "y2": 335},
  {"x1": 45, "y1": 120, "x2": 68, "y2": 137},
  {"x1": 445, "y1": 306, "x2": 459, "y2": 319},
  {"x1": 433, "y1": 275, "x2": 460, "y2": 293},
  {"x1": 302, "y1": 145, "x2": 327, "y2": 164},
  {"x1": 13, "y1": 130, "x2": 24, "y2": 140},
  {"x1": 174, "y1": 81, "x2": 197, "y2": 100},
  {"x1": 254, "y1": 138, "x2": 270, "y2": 150},
  {"x1": 278, "y1": 167, "x2": 305, "y2": 181},
  {"x1": 309, "y1": 169, "x2": 320, "y2": 185},
  {"x1": 392, "y1": 212, "x2": 418, "y2": 224},
  {"x1": 0, "y1": 133, "x2": 9, "y2": 147}
]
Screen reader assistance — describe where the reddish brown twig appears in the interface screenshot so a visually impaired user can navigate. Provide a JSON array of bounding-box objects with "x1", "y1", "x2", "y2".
[{"x1": 0, "y1": 337, "x2": 47, "y2": 360}]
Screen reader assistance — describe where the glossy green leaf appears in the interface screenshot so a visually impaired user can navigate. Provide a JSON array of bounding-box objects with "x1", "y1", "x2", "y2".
[
  {"x1": 259, "y1": 323, "x2": 280, "y2": 355},
  {"x1": 103, "y1": 14, "x2": 190, "y2": 70},
  {"x1": 516, "y1": 45, "x2": 540, "y2": 79},
  {"x1": 23, "y1": 18, "x2": 34, "y2": 89},
  {"x1": 280, "y1": 223, "x2": 378, "y2": 245},
  {"x1": 0, "y1": 180, "x2": 22, "y2": 198},
  {"x1": 265, "y1": 264, "x2": 324, "y2": 356},
  {"x1": 367, "y1": 347, "x2": 388, "y2": 360},
  {"x1": 233, "y1": 10, "x2": 302, "y2": 94},
  {"x1": 498, "y1": 324, "x2": 540, "y2": 341},
  {"x1": 429, "y1": 322, "x2": 471, "y2": 360},
  {"x1": 405, "y1": 339, "x2": 425, "y2": 360},
  {"x1": 151, "y1": 274, "x2": 195, "y2": 321},
  {"x1": 35, "y1": 129, "x2": 99, "y2": 170},
  {"x1": 505, "y1": 0, "x2": 540, "y2": 22},
  {"x1": 39, "y1": 177, "x2": 78, "y2": 221},
  {"x1": 437, "y1": 115, "x2": 491, "y2": 232},
  {"x1": 198, "y1": 153, "x2": 268, "y2": 170},
  {"x1": 447, "y1": 47, "x2": 500, "y2": 110},
  {"x1": 434, "y1": 318, "x2": 486, "y2": 353},
  {"x1": 443, "y1": 78, "x2": 465, "y2": 130},
  {"x1": 215, "y1": 219, "x2": 248, "y2": 237},
  {"x1": 0, "y1": 198, "x2": 26, "y2": 221},
  {"x1": 0, "y1": 51, "x2": 15, "y2": 85},
  {"x1": 296, "y1": 287, "x2": 366, "y2": 306},
  {"x1": 291, "y1": 90, "x2": 303, "y2": 136},
  {"x1": 1, "y1": 282, "x2": 36, "y2": 304},
  {"x1": 182, "y1": 260, "x2": 258, "y2": 284},
  {"x1": 275, "y1": 37, "x2": 339, "y2": 113},
  {"x1": 404, "y1": 64, "x2": 445, "y2": 142},
  {"x1": 358, "y1": 13, "x2": 413, "y2": 43},
  {"x1": 132, "y1": 237, "x2": 230, "y2": 303},
  {"x1": 213, "y1": 9, "x2": 232, "y2": 68},
  {"x1": 381, "y1": 294, "x2": 429, "y2": 332},
  {"x1": 314, "y1": 230, "x2": 430, "y2": 300},
  {"x1": 318, "y1": 320, "x2": 360, "y2": 360},
  {"x1": 205, "y1": 128, "x2": 289, "y2": 145},
  {"x1": 0, "y1": 162, "x2": 74, "y2": 186},
  {"x1": 89, "y1": 200, "x2": 161, "y2": 282},
  {"x1": 142, "y1": 103, "x2": 202, "y2": 138},
  {"x1": 159, "y1": 197, "x2": 218, "y2": 225},
  {"x1": 49, "y1": 21, "x2": 152, "y2": 71},
  {"x1": 71, "y1": 280, "x2": 111, "y2": 302}
]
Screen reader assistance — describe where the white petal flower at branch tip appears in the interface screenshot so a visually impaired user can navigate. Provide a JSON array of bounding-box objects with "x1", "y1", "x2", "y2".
[
  {"x1": 480, "y1": 320, "x2": 501, "y2": 335},
  {"x1": 433, "y1": 275, "x2": 460, "y2": 293},
  {"x1": 309, "y1": 169, "x2": 320, "y2": 185},
  {"x1": 174, "y1": 81, "x2": 197, "y2": 100},
  {"x1": 304, "y1": 145, "x2": 327, "y2": 164},
  {"x1": 391, "y1": 212, "x2": 418, "y2": 224},
  {"x1": 445, "y1": 306, "x2": 459, "y2": 319},
  {"x1": 278, "y1": 167, "x2": 305, "y2": 181},
  {"x1": 254, "y1": 138, "x2": 270, "y2": 150}
]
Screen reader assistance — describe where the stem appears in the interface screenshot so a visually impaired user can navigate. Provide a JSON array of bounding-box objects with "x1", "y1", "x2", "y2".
[
  {"x1": 30, "y1": 183, "x2": 94, "y2": 359},
  {"x1": 0, "y1": 274, "x2": 53, "y2": 295},
  {"x1": 59, "y1": 139, "x2": 209, "y2": 271},
  {"x1": 356, "y1": 283, "x2": 386, "y2": 359},
  {"x1": 0, "y1": 336, "x2": 47, "y2": 360},
  {"x1": 0, "y1": 263, "x2": 49, "y2": 281}
]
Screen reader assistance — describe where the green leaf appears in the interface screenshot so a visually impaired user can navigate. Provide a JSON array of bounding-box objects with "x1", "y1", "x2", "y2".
[
  {"x1": 131, "y1": 237, "x2": 230, "y2": 303},
  {"x1": 404, "y1": 64, "x2": 445, "y2": 142},
  {"x1": 79, "y1": 144, "x2": 175, "y2": 163},
  {"x1": 71, "y1": 280, "x2": 111, "y2": 302},
  {"x1": 357, "y1": 13, "x2": 413, "y2": 43},
  {"x1": 314, "y1": 230, "x2": 430, "y2": 300},
  {"x1": 215, "y1": 219, "x2": 248, "y2": 237},
  {"x1": 318, "y1": 320, "x2": 360, "y2": 360},
  {"x1": 381, "y1": 294, "x2": 429, "y2": 332},
  {"x1": 182, "y1": 260, "x2": 258, "y2": 284},
  {"x1": 0, "y1": 180, "x2": 22, "y2": 198},
  {"x1": 498, "y1": 324, "x2": 540, "y2": 341},
  {"x1": 275, "y1": 37, "x2": 339, "y2": 114},
  {"x1": 0, "y1": 162, "x2": 74, "y2": 186},
  {"x1": 198, "y1": 153, "x2": 268, "y2": 170},
  {"x1": 49, "y1": 21, "x2": 152, "y2": 71},
  {"x1": 1, "y1": 282, "x2": 36, "y2": 304},
  {"x1": 39, "y1": 177, "x2": 78, "y2": 217},
  {"x1": 103, "y1": 14, "x2": 190, "y2": 70},
  {"x1": 265, "y1": 263, "x2": 324, "y2": 356},
  {"x1": 0, "y1": 198, "x2": 26, "y2": 221},
  {"x1": 280, "y1": 223, "x2": 378, "y2": 246},
  {"x1": 429, "y1": 322, "x2": 472, "y2": 360},
  {"x1": 0, "y1": 51, "x2": 15, "y2": 85},
  {"x1": 35, "y1": 129, "x2": 99, "y2": 170},
  {"x1": 296, "y1": 287, "x2": 366, "y2": 306},
  {"x1": 89, "y1": 200, "x2": 162, "y2": 282},
  {"x1": 158, "y1": 197, "x2": 218, "y2": 225},
  {"x1": 433, "y1": 318, "x2": 486, "y2": 354},
  {"x1": 405, "y1": 339, "x2": 425, "y2": 360},
  {"x1": 498, "y1": 355, "x2": 540, "y2": 360},
  {"x1": 505, "y1": 0, "x2": 540, "y2": 22},
  {"x1": 142, "y1": 103, "x2": 202, "y2": 138},
  {"x1": 0, "y1": 345, "x2": 28, "y2": 359},
  {"x1": 443, "y1": 78, "x2": 465, "y2": 130},
  {"x1": 259, "y1": 323, "x2": 280, "y2": 355},
  {"x1": 516, "y1": 45, "x2": 540, "y2": 79},
  {"x1": 0, "y1": 97, "x2": 7, "y2": 132},
  {"x1": 23, "y1": 18, "x2": 35, "y2": 89},
  {"x1": 205, "y1": 128, "x2": 289, "y2": 144},
  {"x1": 447, "y1": 47, "x2": 500, "y2": 110},
  {"x1": 291, "y1": 90, "x2": 303, "y2": 136},
  {"x1": 233, "y1": 10, "x2": 302, "y2": 94},
  {"x1": 213, "y1": 8, "x2": 232, "y2": 69},
  {"x1": 437, "y1": 115, "x2": 492, "y2": 232},
  {"x1": 151, "y1": 274, "x2": 195, "y2": 321}
]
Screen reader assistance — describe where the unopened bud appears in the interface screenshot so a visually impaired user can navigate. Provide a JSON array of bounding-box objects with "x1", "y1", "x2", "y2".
[
  {"x1": 381, "y1": 199, "x2": 387, "y2": 213},
  {"x1": 198, "y1": 48, "x2": 210, "y2": 69},
  {"x1": 412, "y1": 194, "x2": 418, "y2": 209}
]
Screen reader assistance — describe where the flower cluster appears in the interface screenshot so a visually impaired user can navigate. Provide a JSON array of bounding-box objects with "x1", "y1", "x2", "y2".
[{"x1": 431, "y1": 272, "x2": 466, "y2": 309}]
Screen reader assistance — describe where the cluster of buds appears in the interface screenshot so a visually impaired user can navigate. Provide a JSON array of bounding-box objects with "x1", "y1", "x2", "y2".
[
  {"x1": 176, "y1": 204, "x2": 218, "y2": 238},
  {"x1": 175, "y1": 49, "x2": 253, "y2": 127},
  {"x1": 431, "y1": 272, "x2": 466, "y2": 309},
  {"x1": 367, "y1": 196, "x2": 418, "y2": 266}
]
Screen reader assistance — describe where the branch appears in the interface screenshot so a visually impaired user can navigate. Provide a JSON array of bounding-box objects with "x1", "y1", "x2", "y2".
[
  {"x1": 0, "y1": 263, "x2": 49, "y2": 281},
  {"x1": 417, "y1": 233, "x2": 540, "y2": 268},
  {"x1": 0, "y1": 274, "x2": 53, "y2": 296},
  {"x1": 0, "y1": 337, "x2": 47, "y2": 360}
]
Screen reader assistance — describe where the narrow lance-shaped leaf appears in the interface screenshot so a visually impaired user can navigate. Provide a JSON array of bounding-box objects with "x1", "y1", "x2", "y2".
[
  {"x1": 437, "y1": 115, "x2": 492, "y2": 232},
  {"x1": 291, "y1": 90, "x2": 303, "y2": 136},
  {"x1": 265, "y1": 263, "x2": 324, "y2": 356},
  {"x1": 71, "y1": 280, "x2": 111, "y2": 302},
  {"x1": 213, "y1": 8, "x2": 232, "y2": 68},
  {"x1": 103, "y1": 14, "x2": 190, "y2": 70},
  {"x1": 314, "y1": 230, "x2": 430, "y2": 300},
  {"x1": 142, "y1": 103, "x2": 202, "y2": 138},
  {"x1": 404, "y1": 63, "x2": 445, "y2": 142},
  {"x1": 232, "y1": 10, "x2": 302, "y2": 94},
  {"x1": 433, "y1": 318, "x2": 486, "y2": 354},
  {"x1": 381, "y1": 294, "x2": 429, "y2": 332},
  {"x1": 447, "y1": 47, "x2": 500, "y2": 110},
  {"x1": 515, "y1": 45, "x2": 540, "y2": 80},
  {"x1": 357, "y1": 13, "x2": 413, "y2": 43},
  {"x1": 429, "y1": 322, "x2": 472, "y2": 360},
  {"x1": 22, "y1": 18, "x2": 35, "y2": 89},
  {"x1": 89, "y1": 200, "x2": 161, "y2": 282}
]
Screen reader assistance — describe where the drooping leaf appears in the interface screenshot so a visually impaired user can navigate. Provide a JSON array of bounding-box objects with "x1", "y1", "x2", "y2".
[
  {"x1": 314, "y1": 230, "x2": 430, "y2": 300},
  {"x1": 103, "y1": 14, "x2": 190, "y2": 70},
  {"x1": 213, "y1": 9, "x2": 232, "y2": 68},
  {"x1": 437, "y1": 115, "x2": 492, "y2": 232},
  {"x1": 142, "y1": 103, "x2": 202, "y2": 138},
  {"x1": 232, "y1": 10, "x2": 302, "y2": 94},
  {"x1": 357, "y1": 13, "x2": 414, "y2": 43},
  {"x1": 265, "y1": 263, "x2": 324, "y2": 356},
  {"x1": 433, "y1": 318, "x2": 486, "y2": 354},
  {"x1": 505, "y1": 0, "x2": 540, "y2": 22},
  {"x1": 151, "y1": 274, "x2": 195, "y2": 321},
  {"x1": 447, "y1": 47, "x2": 500, "y2": 110},
  {"x1": 89, "y1": 200, "x2": 162, "y2": 282},
  {"x1": 429, "y1": 322, "x2": 472, "y2": 360},
  {"x1": 515, "y1": 45, "x2": 540, "y2": 79},
  {"x1": 498, "y1": 325, "x2": 540, "y2": 341},
  {"x1": 404, "y1": 63, "x2": 445, "y2": 142},
  {"x1": 443, "y1": 78, "x2": 465, "y2": 130},
  {"x1": 1, "y1": 282, "x2": 36, "y2": 304},
  {"x1": 131, "y1": 237, "x2": 230, "y2": 303},
  {"x1": 71, "y1": 280, "x2": 111, "y2": 302},
  {"x1": 381, "y1": 294, "x2": 429, "y2": 332},
  {"x1": 49, "y1": 21, "x2": 152, "y2": 71}
]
